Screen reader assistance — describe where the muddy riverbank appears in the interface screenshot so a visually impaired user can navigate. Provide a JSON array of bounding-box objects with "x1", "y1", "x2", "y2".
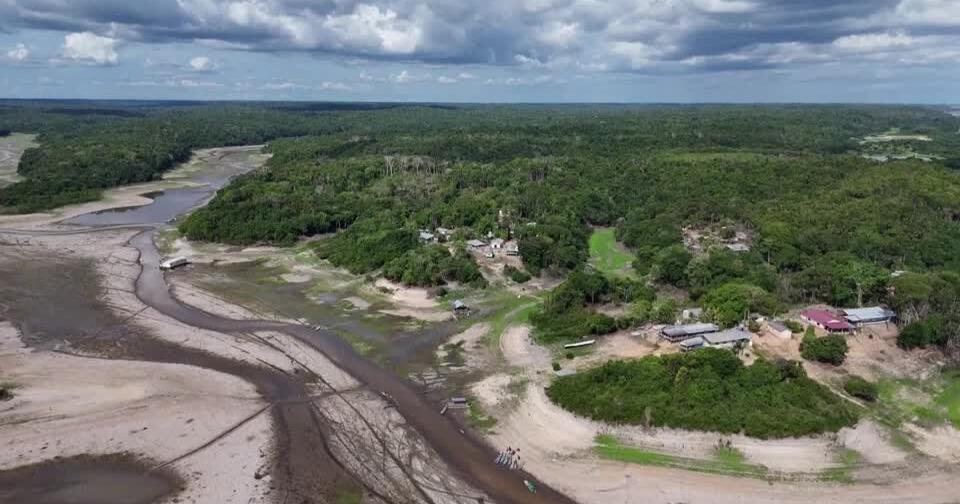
[{"x1": 0, "y1": 454, "x2": 182, "y2": 504}]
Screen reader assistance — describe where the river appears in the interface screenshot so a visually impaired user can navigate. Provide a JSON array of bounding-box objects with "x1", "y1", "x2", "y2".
[{"x1": 0, "y1": 145, "x2": 575, "y2": 504}]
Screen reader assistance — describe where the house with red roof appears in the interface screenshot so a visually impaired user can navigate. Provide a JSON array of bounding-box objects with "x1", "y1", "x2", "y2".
[{"x1": 801, "y1": 309, "x2": 853, "y2": 333}]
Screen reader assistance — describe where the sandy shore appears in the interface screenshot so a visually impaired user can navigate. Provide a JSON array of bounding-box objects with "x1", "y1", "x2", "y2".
[
  {"x1": 0, "y1": 321, "x2": 273, "y2": 503},
  {"x1": 467, "y1": 324, "x2": 955, "y2": 503}
]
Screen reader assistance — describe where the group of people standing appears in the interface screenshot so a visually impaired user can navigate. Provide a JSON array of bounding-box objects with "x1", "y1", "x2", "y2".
[{"x1": 494, "y1": 446, "x2": 523, "y2": 471}]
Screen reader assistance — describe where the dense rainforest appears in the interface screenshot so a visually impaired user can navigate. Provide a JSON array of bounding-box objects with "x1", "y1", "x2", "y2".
[{"x1": 2, "y1": 101, "x2": 959, "y2": 349}]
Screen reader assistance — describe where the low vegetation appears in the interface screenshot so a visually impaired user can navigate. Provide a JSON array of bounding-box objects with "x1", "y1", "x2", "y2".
[
  {"x1": 844, "y1": 376, "x2": 879, "y2": 402},
  {"x1": 529, "y1": 270, "x2": 653, "y2": 343},
  {"x1": 801, "y1": 330, "x2": 849, "y2": 365},
  {"x1": 503, "y1": 265, "x2": 531, "y2": 284},
  {"x1": 589, "y1": 228, "x2": 635, "y2": 276},
  {"x1": 594, "y1": 434, "x2": 769, "y2": 478},
  {"x1": 548, "y1": 349, "x2": 857, "y2": 438}
]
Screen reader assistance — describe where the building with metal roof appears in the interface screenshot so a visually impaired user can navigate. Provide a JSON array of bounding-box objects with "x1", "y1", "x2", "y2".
[
  {"x1": 678, "y1": 329, "x2": 752, "y2": 352},
  {"x1": 703, "y1": 329, "x2": 753, "y2": 349},
  {"x1": 660, "y1": 323, "x2": 720, "y2": 342},
  {"x1": 802, "y1": 310, "x2": 852, "y2": 333},
  {"x1": 842, "y1": 307, "x2": 896, "y2": 326}
]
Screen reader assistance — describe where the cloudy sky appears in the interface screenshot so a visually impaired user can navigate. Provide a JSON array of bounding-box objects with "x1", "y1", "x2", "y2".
[{"x1": 0, "y1": 0, "x2": 957, "y2": 102}]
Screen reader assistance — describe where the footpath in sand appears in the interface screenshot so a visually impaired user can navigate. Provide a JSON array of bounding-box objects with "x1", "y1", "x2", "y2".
[{"x1": 470, "y1": 324, "x2": 957, "y2": 504}]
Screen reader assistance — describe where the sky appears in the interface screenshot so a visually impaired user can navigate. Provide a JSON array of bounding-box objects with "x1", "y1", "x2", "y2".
[{"x1": 0, "y1": 0, "x2": 957, "y2": 103}]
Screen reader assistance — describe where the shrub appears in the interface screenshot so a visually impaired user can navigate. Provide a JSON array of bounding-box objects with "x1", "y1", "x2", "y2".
[
  {"x1": 784, "y1": 320, "x2": 803, "y2": 333},
  {"x1": 844, "y1": 376, "x2": 878, "y2": 402},
  {"x1": 565, "y1": 351, "x2": 575, "y2": 360},
  {"x1": 801, "y1": 333, "x2": 848, "y2": 365},
  {"x1": 552, "y1": 362, "x2": 561, "y2": 371},
  {"x1": 547, "y1": 349, "x2": 857, "y2": 439},
  {"x1": 897, "y1": 316, "x2": 947, "y2": 349},
  {"x1": 504, "y1": 265, "x2": 532, "y2": 284},
  {"x1": 702, "y1": 283, "x2": 780, "y2": 328},
  {"x1": 652, "y1": 298, "x2": 678, "y2": 324}
]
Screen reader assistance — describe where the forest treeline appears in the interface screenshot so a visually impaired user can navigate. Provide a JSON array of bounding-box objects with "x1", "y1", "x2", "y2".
[
  {"x1": 3, "y1": 102, "x2": 959, "y2": 347},
  {"x1": 173, "y1": 104, "x2": 960, "y2": 346}
]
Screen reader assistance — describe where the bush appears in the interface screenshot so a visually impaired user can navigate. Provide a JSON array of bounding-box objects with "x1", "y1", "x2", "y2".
[
  {"x1": 547, "y1": 349, "x2": 857, "y2": 439},
  {"x1": 504, "y1": 265, "x2": 532, "y2": 284},
  {"x1": 844, "y1": 376, "x2": 878, "y2": 402},
  {"x1": 701, "y1": 283, "x2": 780, "y2": 328},
  {"x1": 565, "y1": 351, "x2": 575, "y2": 360},
  {"x1": 801, "y1": 333, "x2": 848, "y2": 365},
  {"x1": 552, "y1": 362, "x2": 561, "y2": 371},
  {"x1": 784, "y1": 320, "x2": 803, "y2": 333},
  {"x1": 652, "y1": 298, "x2": 678, "y2": 324},
  {"x1": 897, "y1": 316, "x2": 947, "y2": 349}
]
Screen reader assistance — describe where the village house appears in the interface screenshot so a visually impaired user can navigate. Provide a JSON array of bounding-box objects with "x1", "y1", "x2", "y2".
[
  {"x1": 504, "y1": 242, "x2": 520, "y2": 256},
  {"x1": 764, "y1": 320, "x2": 793, "y2": 339},
  {"x1": 842, "y1": 307, "x2": 896, "y2": 327},
  {"x1": 801, "y1": 309, "x2": 853, "y2": 333},
  {"x1": 660, "y1": 323, "x2": 720, "y2": 343},
  {"x1": 679, "y1": 329, "x2": 753, "y2": 352},
  {"x1": 419, "y1": 231, "x2": 436, "y2": 243},
  {"x1": 467, "y1": 239, "x2": 487, "y2": 249},
  {"x1": 490, "y1": 238, "x2": 505, "y2": 250}
]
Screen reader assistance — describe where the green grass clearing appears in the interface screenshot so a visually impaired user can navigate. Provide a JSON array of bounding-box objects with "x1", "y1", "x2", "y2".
[
  {"x1": 588, "y1": 228, "x2": 635, "y2": 277},
  {"x1": 467, "y1": 401, "x2": 498, "y2": 431},
  {"x1": 934, "y1": 369, "x2": 960, "y2": 429},
  {"x1": 818, "y1": 448, "x2": 861, "y2": 484},
  {"x1": 594, "y1": 435, "x2": 769, "y2": 478},
  {"x1": 476, "y1": 290, "x2": 541, "y2": 349}
]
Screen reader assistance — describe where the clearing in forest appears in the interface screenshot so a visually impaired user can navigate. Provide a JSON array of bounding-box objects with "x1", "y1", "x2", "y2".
[{"x1": 588, "y1": 228, "x2": 635, "y2": 277}]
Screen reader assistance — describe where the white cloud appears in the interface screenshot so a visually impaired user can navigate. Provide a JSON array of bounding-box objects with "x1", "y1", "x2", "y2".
[
  {"x1": 318, "y1": 81, "x2": 351, "y2": 91},
  {"x1": 322, "y1": 4, "x2": 424, "y2": 55},
  {"x1": 833, "y1": 32, "x2": 915, "y2": 52},
  {"x1": 189, "y1": 55, "x2": 215, "y2": 71},
  {"x1": 62, "y1": 32, "x2": 118, "y2": 65},
  {"x1": 6, "y1": 43, "x2": 29, "y2": 62},
  {"x1": 176, "y1": 78, "x2": 222, "y2": 87}
]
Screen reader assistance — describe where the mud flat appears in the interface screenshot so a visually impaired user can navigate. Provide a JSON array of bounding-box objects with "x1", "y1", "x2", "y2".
[
  {"x1": 0, "y1": 454, "x2": 181, "y2": 504},
  {"x1": 0, "y1": 225, "x2": 568, "y2": 504}
]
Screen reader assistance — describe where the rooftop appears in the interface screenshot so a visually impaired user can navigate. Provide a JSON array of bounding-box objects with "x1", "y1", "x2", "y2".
[
  {"x1": 704, "y1": 329, "x2": 752, "y2": 345},
  {"x1": 767, "y1": 320, "x2": 790, "y2": 333},
  {"x1": 842, "y1": 307, "x2": 896, "y2": 323},
  {"x1": 661, "y1": 323, "x2": 720, "y2": 338},
  {"x1": 802, "y1": 309, "x2": 852, "y2": 331}
]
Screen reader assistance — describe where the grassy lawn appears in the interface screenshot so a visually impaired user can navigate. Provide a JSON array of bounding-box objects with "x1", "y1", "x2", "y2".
[
  {"x1": 594, "y1": 434, "x2": 769, "y2": 478},
  {"x1": 934, "y1": 369, "x2": 960, "y2": 429},
  {"x1": 874, "y1": 373, "x2": 960, "y2": 430},
  {"x1": 476, "y1": 290, "x2": 541, "y2": 349},
  {"x1": 588, "y1": 228, "x2": 635, "y2": 277}
]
